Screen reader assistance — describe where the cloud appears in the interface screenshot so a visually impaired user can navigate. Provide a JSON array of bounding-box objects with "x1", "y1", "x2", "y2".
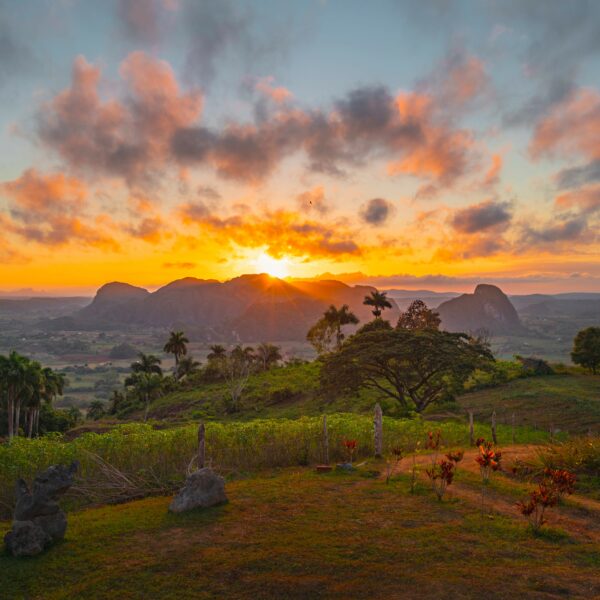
[
  {"x1": 197, "y1": 185, "x2": 221, "y2": 200},
  {"x1": 521, "y1": 216, "x2": 588, "y2": 245},
  {"x1": 529, "y1": 88, "x2": 600, "y2": 162},
  {"x1": 163, "y1": 261, "x2": 197, "y2": 269},
  {"x1": 451, "y1": 200, "x2": 512, "y2": 233},
  {"x1": 116, "y1": 0, "x2": 177, "y2": 44},
  {"x1": 1, "y1": 169, "x2": 117, "y2": 248},
  {"x1": 360, "y1": 198, "x2": 393, "y2": 226},
  {"x1": 0, "y1": 5, "x2": 38, "y2": 90},
  {"x1": 179, "y1": 205, "x2": 361, "y2": 259},
  {"x1": 555, "y1": 185, "x2": 600, "y2": 214},
  {"x1": 556, "y1": 160, "x2": 600, "y2": 190},
  {"x1": 125, "y1": 216, "x2": 164, "y2": 243},
  {"x1": 36, "y1": 52, "x2": 202, "y2": 185},
  {"x1": 253, "y1": 76, "x2": 292, "y2": 104},
  {"x1": 296, "y1": 186, "x2": 328, "y2": 215}
]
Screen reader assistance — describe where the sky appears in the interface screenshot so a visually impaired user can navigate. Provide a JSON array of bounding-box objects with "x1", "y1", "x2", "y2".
[{"x1": 1, "y1": 0, "x2": 600, "y2": 295}]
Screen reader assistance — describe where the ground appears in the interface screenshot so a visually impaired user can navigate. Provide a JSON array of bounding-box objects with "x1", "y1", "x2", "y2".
[{"x1": 2, "y1": 447, "x2": 599, "y2": 599}]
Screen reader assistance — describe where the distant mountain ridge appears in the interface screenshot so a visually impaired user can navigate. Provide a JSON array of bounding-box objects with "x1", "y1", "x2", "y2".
[{"x1": 50, "y1": 274, "x2": 401, "y2": 342}]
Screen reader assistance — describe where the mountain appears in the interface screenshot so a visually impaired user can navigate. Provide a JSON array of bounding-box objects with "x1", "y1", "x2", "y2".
[
  {"x1": 51, "y1": 274, "x2": 400, "y2": 341},
  {"x1": 437, "y1": 284, "x2": 526, "y2": 335},
  {"x1": 384, "y1": 289, "x2": 461, "y2": 310}
]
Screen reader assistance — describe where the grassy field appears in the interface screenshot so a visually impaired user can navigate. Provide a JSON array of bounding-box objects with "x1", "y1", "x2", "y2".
[
  {"x1": 1, "y1": 462, "x2": 599, "y2": 599},
  {"x1": 455, "y1": 373, "x2": 600, "y2": 435}
]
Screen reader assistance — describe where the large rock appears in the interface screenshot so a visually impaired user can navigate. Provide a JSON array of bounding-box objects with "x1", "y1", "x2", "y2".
[
  {"x1": 169, "y1": 468, "x2": 227, "y2": 513},
  {"x1": 4, "y1": 462, "x2": 77, "y2": 557}
]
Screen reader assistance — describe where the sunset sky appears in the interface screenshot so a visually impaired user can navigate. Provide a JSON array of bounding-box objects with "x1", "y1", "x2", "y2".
[{"x1": 1, "y1": 0, "x2": 600, "y2": 295}]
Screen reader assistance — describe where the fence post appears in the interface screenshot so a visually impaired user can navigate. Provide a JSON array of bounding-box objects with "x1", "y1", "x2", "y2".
[
  {"x1": 322, "y1": 415, "x2": 329, "y2": 465},
  {"x1": 491, "y1": 411, "x2": 497, "y2": 445},
  {"x1": 374, "y1": 403, "x2": 383, "y2": 458},
  {"x1": 511, "y1": 413, "x2": 516, "y2": 445},
  {"x1": 468, "y1": 411, "x2": 474, "y2": 446},
  {"x1": 550, "y1": 424, "x2": 554, "y2": 443},
  {"x1": 198, "y1": 422, "x2": 205, "y2": 469}
]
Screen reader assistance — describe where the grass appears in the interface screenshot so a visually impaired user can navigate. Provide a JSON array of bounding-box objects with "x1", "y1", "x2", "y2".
[
  {"x1": 0, "y1": 416, "x2": 552, "y2": 519},
  {"x1": 455, "y1": 373, "x2": 600, "y2": 434},
  {"x1": 1, "y1": 467, "x2": 598, "y2": 599}
]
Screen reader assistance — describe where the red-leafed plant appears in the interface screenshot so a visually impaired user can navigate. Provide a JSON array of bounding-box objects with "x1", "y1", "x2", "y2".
[
  {"x1": 426, "y1": 459, "x2": 455, "y2": 500},
  {"x1": 518, "y1": 468, "x2": 576, "y2": 531},
  {"x1": 343, "y1": 439, "x2": 357, "y2": 463},
  {"x1": 475, "y1": 438, "x2": 502, "y2": 512}
]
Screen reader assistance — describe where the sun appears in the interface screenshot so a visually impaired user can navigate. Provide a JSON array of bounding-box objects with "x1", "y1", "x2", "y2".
[{"x1": 255, "y1": 253, "x2": 290, "y2": 278}]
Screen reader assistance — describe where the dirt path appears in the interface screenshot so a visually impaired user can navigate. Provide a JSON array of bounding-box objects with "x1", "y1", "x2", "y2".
[{"x1": 388, "y1": 445, "x2": 600, "y2": 542}]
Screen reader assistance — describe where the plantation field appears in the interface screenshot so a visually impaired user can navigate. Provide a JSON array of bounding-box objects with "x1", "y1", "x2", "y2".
[
  {"x1": 2, "y1": 459, "x2": 599, "y2": 599},
  {"x1": 0, "y1": 417, "x2": 553, "y2": 519},
  {"x1": 456, "y1": 373, "x2": 600, "y2": 435}
]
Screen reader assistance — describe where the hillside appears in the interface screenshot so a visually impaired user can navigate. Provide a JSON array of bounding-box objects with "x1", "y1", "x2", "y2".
[{"x1": 49, "y1": 275, "x2": 400, "y2": 342}]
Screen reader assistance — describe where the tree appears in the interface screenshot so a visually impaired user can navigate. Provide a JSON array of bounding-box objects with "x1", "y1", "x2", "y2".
[
  {"x1": 397, "y1": 300, "x2": 441, "y2": 330},
  {"x1": 363, "y1": 290, "x2": 392, "y2": 319},
  {"x1": 87, "y1": 400, "x2": 106, "y2": 421},
  {"x1": 571, "y1": 327, "x2": 600, "y2": 374},
  {"x1": 128, "y1": 372, "x2": 163, "y2": 421},
  {"x1": 307, "y1": 304, "x2": 359, "y2": 354},
  {"x1": 321, "y1": 327, "x2": 493, "y2": 413},
  {"x1": 163, "y1": 331, "x2": 189, "y2": 370},
  {"x1": 176, "y1": 356, "x2": 201, "y2": 380},
  {"x1": 255, "y1": 343, "x2": 283, "y2": 371},
  {"x1": 130, "y1": 353, "x2": 163, "y2": 377},
  {"x1": 207, "y1": 345, "x2": 226, "y2": 361},
  {"x1": 223, "y1": 346, "x2": 255, "y2": 413}
]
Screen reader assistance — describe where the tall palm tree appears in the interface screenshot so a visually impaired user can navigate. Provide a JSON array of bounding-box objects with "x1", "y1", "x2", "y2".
[
  {"x1": 324, "y1": 304, "x2": 359, "y2": 348},
  {"x1": 132, "y1": 372, "x2": 163, "y2": 422},
  {"x1": 1, "y1": 351, "x2": 28, "y2": 439},
  {"x1": 363, "y1": 291, "x2": 392, "y2": 319},
  {"x1": 163, "y1": 331, "x2": 189, "y2": 370},
  {"x1": 130, "y1": 352, "x2": 163, "y2": 376}
]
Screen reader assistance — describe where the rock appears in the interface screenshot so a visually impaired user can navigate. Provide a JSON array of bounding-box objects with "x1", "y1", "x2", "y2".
[
  {"x1": 335, "y1": 462, "x2": 356, "y2": 472},
  {"x1": 4, "y1": 520, "x2": 49, "y2": 558},
  {"x1": 4, "y1": 462, "x2": 77, "y2": 557},
  {"x1": 169, "y1": 468, "x2": 227, "y2": 513}
]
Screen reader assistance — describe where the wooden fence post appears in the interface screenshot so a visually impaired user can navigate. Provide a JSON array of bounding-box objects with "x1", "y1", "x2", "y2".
[
  {"x1": 468, "y1": 411, "x2": 474, "y2": 446},
  {"x1": 511, "y1": 413, "x2": 516, "y2": 445},
  {"x1": 491, "y1": 411, "x2": 497, "y2": 445},
  {"x1": 374, "y1": 403, "x2": 383, "y2": 458},
  {"x1": 198, "y1": 422, "x2": 205, "y2": 469},
  {"x1": 323, "y1": 415, "x2": 329, "y2": 466}
]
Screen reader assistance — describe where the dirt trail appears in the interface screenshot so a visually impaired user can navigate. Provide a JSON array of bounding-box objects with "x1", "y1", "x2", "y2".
[{"x1": 388, "y1": 445, "x2": 600, "y2": 543}]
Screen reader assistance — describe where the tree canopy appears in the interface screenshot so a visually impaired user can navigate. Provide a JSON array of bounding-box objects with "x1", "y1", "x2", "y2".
[
  {"x1": 397, "y1": 299, "x2": 441, "y2": 330},
  {"x1": 571, "y1": 327, "x2": 600, "y2": 374},
  {"x1": 321, "y1": 326, "x2": 493, "y2": 413}
]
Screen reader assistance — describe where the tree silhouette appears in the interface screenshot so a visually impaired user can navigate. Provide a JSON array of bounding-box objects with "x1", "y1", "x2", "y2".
[
  {"x1": 396, "y1": 300, "x2": 441, "y2": 330},
  {"x1": 163, "y1": 331, "x2": 189, "y2": 369},
  {"x1": 363, "y1": 290, "x2": 392, "y2": 319}
]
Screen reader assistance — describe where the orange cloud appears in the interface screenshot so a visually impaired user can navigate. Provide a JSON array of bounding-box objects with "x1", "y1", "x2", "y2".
[
  {"x1": 254, "y1": 76, "x2": 293, "y2": 104},
  {"x1": 556, "y1": 184, "x2": 600, "y2": 214}
]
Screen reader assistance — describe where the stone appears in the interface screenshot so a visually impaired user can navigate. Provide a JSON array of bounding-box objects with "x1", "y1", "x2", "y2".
[
  {"x1": 169, "y1": 468, "x2": 227, "y2": 513},
  {"x1": 4, "y1": 462, "x2": 77, "y2": 557},
  {"x1": 335, "y1": 462, "x2": 356, "y2": 472}
]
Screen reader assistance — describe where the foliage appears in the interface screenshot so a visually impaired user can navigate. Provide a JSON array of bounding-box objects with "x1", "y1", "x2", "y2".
[
  {"x1": 321, "y1": 327, "x2": 493, "y2": 413},
  {"x1": 163, "y1": 331, "x2": 189, "y2": 371},
  {"x1": 306, "y1": 304, "x2": 359, "y2": 355},
  {"x1": 343, "y1": 439, "x2": 357, "y2": 463},
  {"x1": 363, "y1": 290, "x2": 392, "y2": 319},
  {"x1": 396, "y1": 299, "x2": 440, "y2": 330},
  {"x1": 87, "y1": 400, "x2": 107, "y2": 421},
  {"x1": 571, "y1": 327, "x2": 600, "y2": 374}
]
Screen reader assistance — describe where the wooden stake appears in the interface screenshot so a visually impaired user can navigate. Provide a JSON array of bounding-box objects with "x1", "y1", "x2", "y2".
[
  {"x1": 323, "y1": 415, "x2": 329, "y2": 466},
  {"x1": 511, "y1": 413, "x2": 516, "y2": 445},
  {"x1": 491, "y1": 411, "x2": 497, "y2": 445},
  {"x1": 374, "y1": 403, "x2": 383, "y2": 458},
  {"x1": 198, "y1": 422, "x2": 205, "y2": 470},
  {"x1": 468, "y1": 411, "x2": 474, "y2": 446}
]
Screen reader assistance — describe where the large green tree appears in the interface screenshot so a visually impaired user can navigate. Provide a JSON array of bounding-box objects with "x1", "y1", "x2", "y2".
[
  {"x1": 396, "y1": 300, "x2": 441, "y2": 330},
  {"x1": 321, "y1": 326, "x2": 493, "y2": 413},
  {"x1": 571, "y1": 327, "x2": 600, "y2": 374}
]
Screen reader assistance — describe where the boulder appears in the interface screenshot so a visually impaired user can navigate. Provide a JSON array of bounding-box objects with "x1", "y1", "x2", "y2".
[
  {"x1": 4, "y1": 462, "x2": 77, "y2": 557},
  {"x1": 169, "y1": 468, "x2": 227, "y2": 513}
]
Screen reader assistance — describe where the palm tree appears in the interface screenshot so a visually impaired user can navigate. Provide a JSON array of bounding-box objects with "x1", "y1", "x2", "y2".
[
  {"x1": 163, "y1": 331, "x2": 189, "y2": 370},
  {"x1": 132, "y1": 372, "x2": 163, "y2": 422},
  {"x1": 130, "y1": 353, "x2": 163, "y2": 376},
  {"x1": 363, "y1": 290, "x2": 392, "y2": 319},
  {"x1": 176, "y1": 356, "x2": 201, "y2": 380},
  {"x1": 207, "y1": 345, "x2": 226, "y2": 362},
  {"x1": 324, "y1": 304, "x2": 359, "y2": 348},
  {"x1": 1, "y1": 351, "x2": 28, "y2": 439},
  {"x1": 255, "y1": 343, "x2": 283, "y2": 370}
]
